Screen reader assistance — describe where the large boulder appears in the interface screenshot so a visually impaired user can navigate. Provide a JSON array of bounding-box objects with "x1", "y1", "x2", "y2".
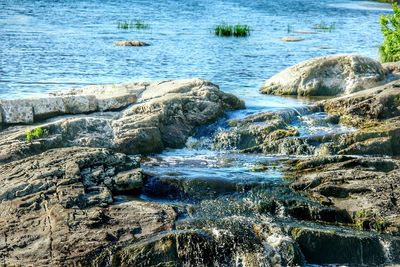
[
  {"x1": 260, "y1": 55, "x2": 386, "y2": 96},
  {"x1": 0, "y1": 79, "x2": 244, "y2": 162}
]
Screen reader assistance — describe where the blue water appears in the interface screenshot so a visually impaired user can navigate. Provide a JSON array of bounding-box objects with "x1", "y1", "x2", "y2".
[{"x1": 0, "y1": 0, "x2": 392, "y2": 106}]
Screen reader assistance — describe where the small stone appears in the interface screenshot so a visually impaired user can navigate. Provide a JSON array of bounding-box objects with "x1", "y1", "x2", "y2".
[
  {"x1": 281, "y1": 36, "x2": 305, "y2": 42},
  {"x1": 114, "y1": 40, "x2": 150, "y2": 47}
]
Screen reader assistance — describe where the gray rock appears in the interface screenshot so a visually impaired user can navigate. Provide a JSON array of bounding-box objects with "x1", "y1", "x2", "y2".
[
  {"x1": 0, "y1": 78, "x2": 244, "y2": 163},
  {"x1": 0, "y1": 99, "x2": 35, "y2": 124},
  {"x1": 281, "y1": 36, "x2": 305, "y2": 42},
  {"x1": 291, "y1": 227, "x2": 386, "y2": 265},
  {"x1": 112, "y1": 169, "x2": 143, "y2": 192},
  {"x1": 114, "y1": 40, "x2": 149, "y2": 46},
  {"x1": 260, "y1": 55, "x2": 386, "y2": 96},
  {"x1": 62, "y1": 95, "x2": 98, "y2": 114}
]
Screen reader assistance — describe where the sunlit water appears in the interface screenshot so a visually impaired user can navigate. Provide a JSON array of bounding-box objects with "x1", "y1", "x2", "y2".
[{"x1": 0, "y1": 0, "x2": 391, "y2": 106}]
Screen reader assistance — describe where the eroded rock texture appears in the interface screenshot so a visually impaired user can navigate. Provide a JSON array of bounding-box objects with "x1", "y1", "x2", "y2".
[{"x1": 0, "y1": 147, "x2": 176, "y2": 266}]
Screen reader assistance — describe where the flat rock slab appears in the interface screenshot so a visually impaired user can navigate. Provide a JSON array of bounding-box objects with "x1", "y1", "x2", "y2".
[{"x1": 0, "y1": 83, "x2": 142, "y2": 125}]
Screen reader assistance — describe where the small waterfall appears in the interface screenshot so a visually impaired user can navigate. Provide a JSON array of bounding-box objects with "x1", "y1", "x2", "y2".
[{"x1": 380, "y1": 238, "x2": 394, "y2": 264}]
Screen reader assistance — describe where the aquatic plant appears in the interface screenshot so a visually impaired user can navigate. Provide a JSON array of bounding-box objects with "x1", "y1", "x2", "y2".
[
  {"x1": 117, "y1": 20, "x2": 150, "y2": 30},
  {"x1": 286, "y1": 24, "x2": 294, "y2": 33},
  {"x1": 379, "y1": 3, "x2": 400, "y2": 62},
  {"x1": 26, "y1": 127, "x2": 48, "y2": 142},
  {"x1": 313, "y1": 22, "x2": 336, "y2": 32},
  {"x1": 214, "y1": 24, "x2": 251, "y2": 37}
]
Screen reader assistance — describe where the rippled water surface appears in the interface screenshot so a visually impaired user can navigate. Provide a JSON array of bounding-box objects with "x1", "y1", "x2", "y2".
[{"x1": 0, "y1": 0, "x2": 391, "y2": 104}]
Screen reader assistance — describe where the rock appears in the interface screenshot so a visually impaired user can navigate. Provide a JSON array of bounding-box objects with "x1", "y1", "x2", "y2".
[
  {"x1": 322, "y1": 79, "x2": 400, "y2": 123},
  {"x1": 0, "y1": 79, "x2": 244, "y2": 162},
  {"x1": 0, "y1": 147, "x2": 177, "y2": 266},
  {"x1": 0, "y1": 83, "x2": 142, "y2": 124},
  {"x1": 212, "y1": 106, "x2": 320, "y2": 155},
  {"x1": 291, "y1": 227, "x2": 387, "y2": 265},
  {"x1": 382, "y1": 61, "x2": 400, "y2": 74},
  {"x1": 281, "y1": 36, "x2": 305, "y2": 42},
  {"x1": 112, "y1": 169, "x2": 143, "y2": 193},
  {"x1": 114, "y1": 40, "x2": 149, "y2": 46},
  {"x1": 260, "y1": 55, "x2": 386, "y2": 96},
  {"x1": 286, "y1": 156, "x2": 400, "y2": 234},
  {"x1": 319, "y1": 80, "x2": 400, "y2": 156},
  {"x1": 0, "y1": 99, "x2": 35, "y2": 124}
]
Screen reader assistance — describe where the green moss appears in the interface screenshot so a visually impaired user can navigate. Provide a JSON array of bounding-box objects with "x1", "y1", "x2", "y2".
[
  {"x1": 291, "y1": 227, "x2": 303, "y2": 238},
  {"x1": 268, "y1": 128, "x2": 300, "y2": 141},
  {"x1": 353, "y1": 209, "x2": 389, "y2": 233}
]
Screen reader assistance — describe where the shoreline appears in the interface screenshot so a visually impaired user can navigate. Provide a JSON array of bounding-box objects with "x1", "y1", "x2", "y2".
[{"x1": 0, "y1": 54, "x2": 399, "y2": 266}]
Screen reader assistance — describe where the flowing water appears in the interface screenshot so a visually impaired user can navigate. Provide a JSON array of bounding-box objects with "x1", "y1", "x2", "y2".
[{"x1": 0, "y1": 0, "x2": 395, "y2": 265}]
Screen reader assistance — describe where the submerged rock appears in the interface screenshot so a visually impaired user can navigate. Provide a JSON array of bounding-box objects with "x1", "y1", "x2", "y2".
[{"x1": 260, "y1": 54, "x2": 386, "y2": 96}]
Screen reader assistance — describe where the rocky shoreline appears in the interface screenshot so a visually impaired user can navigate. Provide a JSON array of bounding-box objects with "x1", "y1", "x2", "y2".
[{"x1": 1, "y1": 56, "x2": 400, "y2": 266}]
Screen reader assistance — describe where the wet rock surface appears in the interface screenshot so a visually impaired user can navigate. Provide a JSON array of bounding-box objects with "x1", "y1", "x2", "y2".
[{"x1": 200, "y1": 57, "x2": 400, "y2": 265}]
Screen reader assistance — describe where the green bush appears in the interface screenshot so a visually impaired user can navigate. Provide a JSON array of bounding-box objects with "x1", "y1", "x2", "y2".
[
  {"x1": 379, "y1": 3, "x2": 400, "y2": 62},
  {"x1": 214, "y1": 24, "x2": 251, "y2": 37},
  {"x1": 26, "y1": 127, "x2": 48, "y2": 142}
]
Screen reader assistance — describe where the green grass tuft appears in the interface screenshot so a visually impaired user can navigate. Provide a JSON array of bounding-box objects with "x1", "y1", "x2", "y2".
[
  {"x1": 117, "y1": 20, "x2": 150, "y2": 30},
  {"x1": 313, "y1": 22, "x2": 336, "y2": 32},
  {"x1": 214, "y1": 24, "x2": 251, "y2": 37},
  {"x1": 26, "y1": 127, "x2": 48, "y2": 142}
]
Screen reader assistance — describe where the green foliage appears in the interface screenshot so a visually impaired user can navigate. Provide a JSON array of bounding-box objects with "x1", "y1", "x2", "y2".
[
  {"x1": 117, "y1": 20, "x2": 150, "y2": 30},
  {"x1": 25, "y1": 127, "x2": 48, "y2": 142},
  {"x1": 379, "y1": 3, "x2": 400, "y2": 62},
  {"x1": 354, "y1": 209, "x2": 388, "y2": 233},
  {"x1": 214, "y1": 24, "x2": 251, "y2": 37},
  {"x1": 313, "y1": 22, "x2": 336, "y2": 32}
]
